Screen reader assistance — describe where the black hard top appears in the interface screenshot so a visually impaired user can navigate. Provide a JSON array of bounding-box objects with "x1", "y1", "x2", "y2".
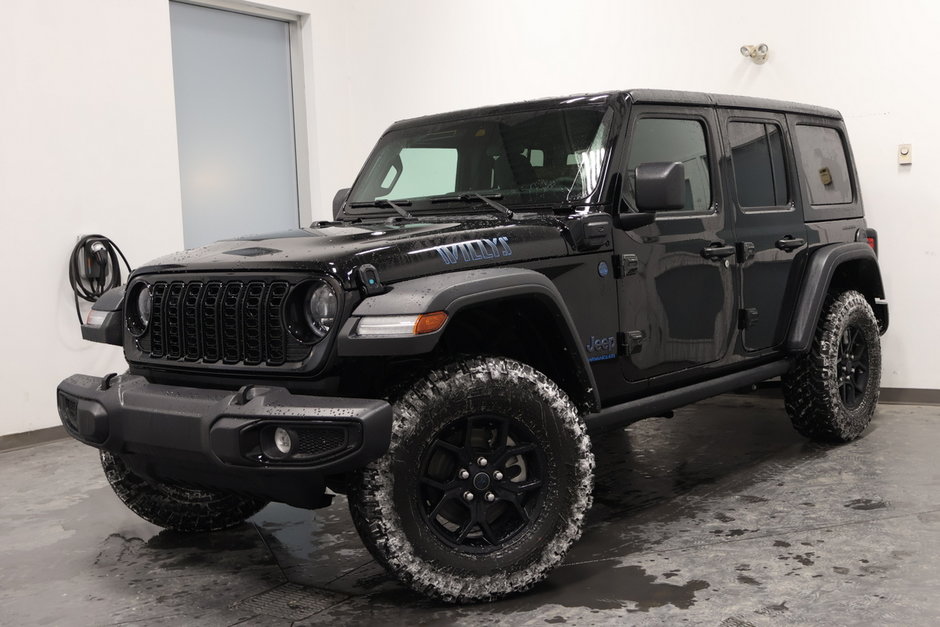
[
  {"x1": 391, "y1": 89, "x2": 842, "y2": 129},
  {"x1": 626, "y1": 89, "x2": 842, "y2": 119}
]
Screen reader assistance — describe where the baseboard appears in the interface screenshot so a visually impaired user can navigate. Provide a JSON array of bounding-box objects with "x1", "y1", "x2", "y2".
[
  {"x1": 0, "y1": 425, "x2": 68, "y2": 453},
  {"x1": 749, "y1": 384, "x2": 940, "y2": 406},
  {"x1": 879, "y1": 388, "x2": 940, "y2": 405}
]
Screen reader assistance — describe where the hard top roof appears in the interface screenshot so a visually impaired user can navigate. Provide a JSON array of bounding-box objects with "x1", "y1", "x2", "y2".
[
  {"x1": 626, "y1": 89, "x2": 842, "y2": 119},
  {"x1": 390, "y1": 89, "x2": 842, "y2": 130}
]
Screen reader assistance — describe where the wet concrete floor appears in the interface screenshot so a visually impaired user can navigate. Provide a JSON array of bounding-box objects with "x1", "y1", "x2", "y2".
[{"x1": 2, "y1": 393, "x2": 939, "y2": 625}]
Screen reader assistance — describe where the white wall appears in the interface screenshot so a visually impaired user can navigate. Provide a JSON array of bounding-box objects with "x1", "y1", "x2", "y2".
[
  {"x1": 308, "y1": 0, "x2": 940, "y2": 392},
  {"x1": 1, "y1": 0, "x2": 936, "y2": 437},
  {"x1": 0, "y1": 0, "x2": 185, "y2": 436}
]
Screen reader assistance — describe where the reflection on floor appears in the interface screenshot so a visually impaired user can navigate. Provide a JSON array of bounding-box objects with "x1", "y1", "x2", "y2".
[{"x1": 2, "y1": 394, "x2": 939, "y2": 625}]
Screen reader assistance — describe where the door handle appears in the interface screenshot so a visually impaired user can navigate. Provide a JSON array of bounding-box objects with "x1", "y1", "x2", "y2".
[
  {"x1": 700, "y1": 244, "x2": 736, "y2": 261},
  {"x1": 775, "y1": 236, "x2": 806, "y2": 252}
]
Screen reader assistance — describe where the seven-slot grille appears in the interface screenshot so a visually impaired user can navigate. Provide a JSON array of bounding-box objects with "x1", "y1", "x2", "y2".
[{"x1": 140, "y1": 278, "x2": 310, "y2": 366}]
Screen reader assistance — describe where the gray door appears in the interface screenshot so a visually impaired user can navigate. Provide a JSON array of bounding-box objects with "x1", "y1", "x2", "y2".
[{"x1": 170, "y1": 2, "x2": 299, "y2": 249}]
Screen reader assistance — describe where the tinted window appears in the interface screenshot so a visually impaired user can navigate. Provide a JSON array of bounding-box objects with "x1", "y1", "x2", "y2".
[
  {"x1": 795, "y1": 125, "x2": 853, "y2": 205},
  {"x1": 729, "y1": 122, "x2": 789, "y2": 207},
  {"x1": 349, "y1": 107, "x2": 613, "y2": 211},
  {"x1": 377, "y1": 148, "x2": 458, "y2": 200},
  {"x1": 626, "y1": 118, "x2": 711, "y2": 212}
]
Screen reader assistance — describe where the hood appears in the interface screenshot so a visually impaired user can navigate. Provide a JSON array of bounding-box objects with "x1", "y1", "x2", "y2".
[{"x1": 135, "y1": 216, "x2": 571, "y2": 287}]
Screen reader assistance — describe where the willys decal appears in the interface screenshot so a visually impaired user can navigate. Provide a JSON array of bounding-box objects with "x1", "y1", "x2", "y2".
[{"x1": 416, "y1": 237, "x2": 513, "y2": 265}]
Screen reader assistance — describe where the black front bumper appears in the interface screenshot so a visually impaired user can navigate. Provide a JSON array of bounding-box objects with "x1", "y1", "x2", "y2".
[{"x1": 56, "y1": 374, "x2": 392, "y2": 509}]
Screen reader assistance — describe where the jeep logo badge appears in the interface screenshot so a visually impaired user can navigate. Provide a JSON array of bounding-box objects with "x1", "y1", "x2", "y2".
[{"x1": 585, "y1": 335, "x2": 616, "y2": 362}]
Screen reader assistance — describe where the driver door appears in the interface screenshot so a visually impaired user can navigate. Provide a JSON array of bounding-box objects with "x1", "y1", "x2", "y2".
[{"x1": 613, "y1": 106, "x2": 738, "y2": 382}]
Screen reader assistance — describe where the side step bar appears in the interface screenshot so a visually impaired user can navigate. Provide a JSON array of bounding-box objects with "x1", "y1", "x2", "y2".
[{"x1": 584, "y1": 360, "x2": 792, "y2": 433}]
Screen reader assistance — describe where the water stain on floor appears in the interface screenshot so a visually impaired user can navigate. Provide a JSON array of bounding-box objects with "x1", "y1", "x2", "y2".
[
  {"x1": 490, "y1": 561, "x2": 710, "y2": 613},
  {"x1": 844, "y1": 498, "x2": 888, "y2": 511}
]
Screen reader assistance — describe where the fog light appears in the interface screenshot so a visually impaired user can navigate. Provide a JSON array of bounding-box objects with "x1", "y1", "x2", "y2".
[{"x1": 274, "y1": 427, "x2": 293, "y2": 454}]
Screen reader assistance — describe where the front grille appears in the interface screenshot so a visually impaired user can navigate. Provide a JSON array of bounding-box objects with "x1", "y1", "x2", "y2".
[{"x1": 140, "y1": 278, "x2": 310, "y2": 367}]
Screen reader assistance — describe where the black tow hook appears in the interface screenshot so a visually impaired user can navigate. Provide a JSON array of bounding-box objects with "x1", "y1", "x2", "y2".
[
  {"x1": 99, "y1": 372, "x2": 118, "y2": 391},
  {"x1": 233, "y1": 385, "x2": 264, "y2": 406}
]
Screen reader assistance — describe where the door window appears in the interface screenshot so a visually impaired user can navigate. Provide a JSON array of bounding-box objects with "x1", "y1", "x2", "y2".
[
  {"x1": 626, "y1": 118, "x2": 711, "y2": 212},
  {"x1": 794, "y1": 125, "x2": 853, "y2": 205},
  {"x1": 728, "y1": 122, "x2": 789, "y2": 207}
]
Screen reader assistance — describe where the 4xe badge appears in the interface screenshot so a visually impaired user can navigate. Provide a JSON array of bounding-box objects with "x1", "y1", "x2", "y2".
[{"x1": 585, "y1": 335, "x2": 616, "y2": 362}]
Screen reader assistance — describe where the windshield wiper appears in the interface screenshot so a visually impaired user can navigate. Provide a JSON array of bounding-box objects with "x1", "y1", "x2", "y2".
[
  {"x1": 431, "y1": 193, "x2": 514, "y2": 218},
  {"x1": 349, "y1": 199, "x2": 414, "y2": 219}
]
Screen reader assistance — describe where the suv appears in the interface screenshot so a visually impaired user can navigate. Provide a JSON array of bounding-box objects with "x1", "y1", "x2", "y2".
[{"x1": 58, "y1": 89, "x2": 887, "y2": 602}]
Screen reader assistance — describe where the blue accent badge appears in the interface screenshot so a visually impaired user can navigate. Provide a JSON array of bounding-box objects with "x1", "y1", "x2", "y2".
[{"x1": 598, "y1": 261, "x2": 609, "y2": 278}]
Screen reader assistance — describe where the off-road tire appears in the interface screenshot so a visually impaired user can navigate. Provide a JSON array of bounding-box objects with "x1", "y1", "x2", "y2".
[
  {"x1": 783, "y1": 290, "x2": 881, "y2": 443},
  {"x1": 347, "y1": 356, "x2": 594, "y2": 603},
  {"x1": 100, "y1": 451, "x2": 268, "y2": 532}
]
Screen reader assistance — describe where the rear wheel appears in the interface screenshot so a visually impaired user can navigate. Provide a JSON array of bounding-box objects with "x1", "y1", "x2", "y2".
[
  {"x1": 100, "y1": 451, "x2": 268, "y2": 532},
  {"x1": 783, "y1": 290, "x2": 882, "y2": 443},
  {"x1": 348, "y1": 356, "x2": 594, "y2": 602}
]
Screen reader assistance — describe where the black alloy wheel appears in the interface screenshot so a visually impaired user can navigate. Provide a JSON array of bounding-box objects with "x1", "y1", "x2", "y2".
[
  {"x1": 783, "y1": 290, "x2": 882, "y2": 443},
  {"x1": 347, "y1": 356, "x2": 594, "y2": 602},
  {"x1": 418, "y1": 414, "x2": 545, "y2": 552},
  {"x1": 837, "y1": 323, "x2": 870, "y2": 408}
]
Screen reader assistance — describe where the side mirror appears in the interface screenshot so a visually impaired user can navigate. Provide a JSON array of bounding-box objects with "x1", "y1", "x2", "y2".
[
  {"x1": 635, "y1": 162, "x2": 685, "y2": 212},
  {"x1": 332, "y1": 188, "x2": 350, "y2": 219},
  {"x1": 608, "y1": 171, "x2": 655, "y2": 231},
  {"x1": 617, "y1": 212, "x2": 655, "y2": 230}
]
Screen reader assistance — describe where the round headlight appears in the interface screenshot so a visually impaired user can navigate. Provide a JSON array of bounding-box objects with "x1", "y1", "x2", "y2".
[
  {"x1": 304, "y1": 281, "x2": 338, "y2": 338},
  {"x1": 285, "y1": 279, "x2": 341, "y2": 344},
  {"x1": 127, "y1": 282, "x2": 152, "y2": 337},
  {"x1": 137, "y1": 285, "x2": 152, "y2": 327}
]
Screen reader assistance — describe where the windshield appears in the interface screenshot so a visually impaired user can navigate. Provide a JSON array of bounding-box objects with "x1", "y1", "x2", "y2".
[{"x1": 347, "y1": 105, "x2": 614, "y2": 213}]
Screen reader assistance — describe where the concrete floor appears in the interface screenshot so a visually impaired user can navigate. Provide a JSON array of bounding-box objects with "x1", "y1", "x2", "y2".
[{"x1": 2, "y1": 393, "x2": 939, "y2": 626}]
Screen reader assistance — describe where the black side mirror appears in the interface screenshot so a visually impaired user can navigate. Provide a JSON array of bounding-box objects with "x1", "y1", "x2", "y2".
[
  {"x1": 617, "y1": 212, "x2": 655, "y2": 230},
  {"x1": 332, "y1": 188, "x2": 350, "y2": 220},
  {"x1": 635, "y1": 162, "x2": 685, "y2": 212},
  {"x1": 608, "y1": 171, "x2": 655, "y2": 231}
]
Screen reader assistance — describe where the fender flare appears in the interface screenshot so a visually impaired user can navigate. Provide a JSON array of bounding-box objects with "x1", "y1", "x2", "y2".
[
  {"x1": 787, "y1": 242, "x2": 887, "y2": 353},
  {"x1": 336, "y1": 267, "x2": 601, "y2": 411}
]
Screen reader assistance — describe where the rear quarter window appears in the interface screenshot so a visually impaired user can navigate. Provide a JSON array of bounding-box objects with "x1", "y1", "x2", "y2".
[{"x1": 794, "y1": 125, "x2": 853, "y2": 205}]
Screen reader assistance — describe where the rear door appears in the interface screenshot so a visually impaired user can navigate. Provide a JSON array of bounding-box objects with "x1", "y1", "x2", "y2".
[{"x1": 719, "y1": 110, "x2": 807, "y2": 351}]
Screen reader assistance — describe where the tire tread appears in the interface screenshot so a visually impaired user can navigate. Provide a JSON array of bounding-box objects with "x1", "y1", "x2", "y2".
[
  {"x1": 100, "y1": 451, "x2": 268, "y2": 532},
  {"x1": 783, "y1": 290, "x2": 881, "y2": 443}
]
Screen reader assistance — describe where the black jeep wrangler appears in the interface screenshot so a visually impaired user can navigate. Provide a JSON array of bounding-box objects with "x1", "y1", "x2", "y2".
[{"x1": 58, "y1": 89, "x2": 887, "y2": 602}]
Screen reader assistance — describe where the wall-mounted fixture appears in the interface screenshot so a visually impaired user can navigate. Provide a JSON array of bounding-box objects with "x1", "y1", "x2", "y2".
[
  {"x1": 898, "y1": 144, "x2": 913, "y2": 165},
  {"x1": 740, "y1": 43, "x2": 769, "y2": 64}
]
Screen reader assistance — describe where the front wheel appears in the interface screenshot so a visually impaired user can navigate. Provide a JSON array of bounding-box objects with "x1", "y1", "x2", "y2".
[
  {"x1": 348, "y1": 357, "x2": 594, "y2": 602},
  {"x1": 100, "y1": 451, "x2": 268, "y2": 532},
  {"x1": 783, "y1": 290, "x2": 882, "y2": 443}
]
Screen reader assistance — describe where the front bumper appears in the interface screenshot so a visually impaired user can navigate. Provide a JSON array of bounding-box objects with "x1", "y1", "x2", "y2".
[{"x1": 56, "y1": 374, "x2": 392, "y2": 509}]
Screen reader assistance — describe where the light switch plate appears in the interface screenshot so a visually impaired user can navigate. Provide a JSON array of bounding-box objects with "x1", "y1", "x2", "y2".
[{"x1": 898, "y1": 144, "x2": 913, "y2": 165}]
